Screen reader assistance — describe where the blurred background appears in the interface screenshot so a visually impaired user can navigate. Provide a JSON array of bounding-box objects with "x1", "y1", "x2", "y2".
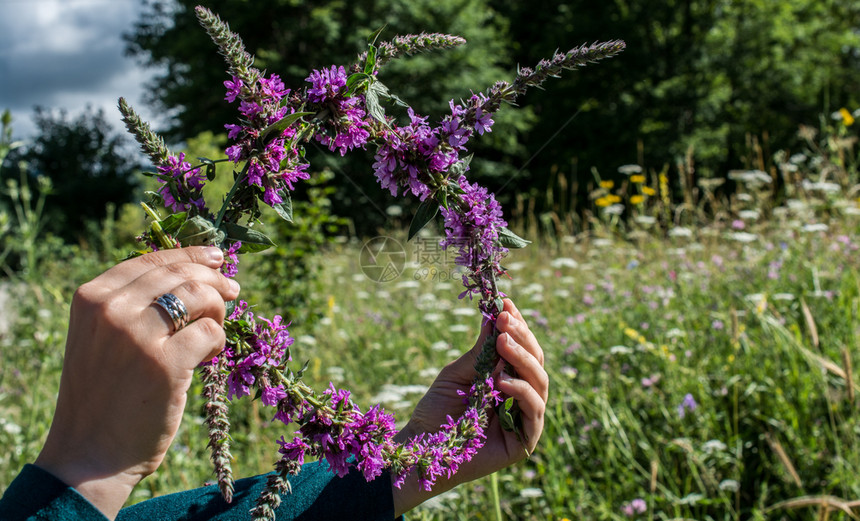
[{"x1": 3, "y1": 1, "x2": 860, "y2": 519}]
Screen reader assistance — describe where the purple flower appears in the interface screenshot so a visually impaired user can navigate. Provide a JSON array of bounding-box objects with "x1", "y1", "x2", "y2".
[
  {"x1": 258, "y1": 74, "x2": 288, "y2": 101},
  {"x1": 306, "y1": 65, "x2": 348, "y2": 103},
  {"x1": 440, "y1": 176, "x2": 508, "y2": 274},
  {"x1": 156, "y1": 152, "x2": 207, "y2": 214},
  {"x1": 224, "y1": 76, "x2": 243, "y2": 103},
  {"x1": 262, "y1": 384, "x2": 287, "y2": 407},
  {"x1": 277, "y1": 436, "x2": 309, "y2": 466},
  {"x1": 622, "y1": 498, "x2": 647, "y2": 517},
  {"x1": 221, "y1": 241, "x2": 241, "y2": 278},
  {"x1": 678, "y1": 393, "x2": 697, "y2": 418}
]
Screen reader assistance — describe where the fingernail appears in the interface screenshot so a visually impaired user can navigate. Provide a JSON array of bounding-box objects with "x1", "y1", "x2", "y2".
[
  {"x1": 506, "y1": 314, "x2": 519, "y2": 328},
  {"x1": 499, "y1": 370, "x2": 513, "y2": 382},
  {"x1": 506, "y1": 333, "x2": 516, "y2": 348},
  {"x1": 207, "y1": 247, "x2": 224, "y2": 264},
  {"x1": 228, "y1": 278, "x2": 240, "y2": 293}
]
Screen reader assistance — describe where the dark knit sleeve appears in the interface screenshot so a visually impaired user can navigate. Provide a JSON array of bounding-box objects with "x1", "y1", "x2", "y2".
[
  {"x1": 0, "y1": 464, "x2": 110, "y2": 521},
  {"x1": 117, "y1": 460, "x2": 404, "y2": 521}
]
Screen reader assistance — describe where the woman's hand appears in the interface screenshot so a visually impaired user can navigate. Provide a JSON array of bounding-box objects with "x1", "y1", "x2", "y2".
[
  {"x1": 34, "y1": 247, "x2": 240, "y2": 520},
  {"x1": 392, "y1": 299, "x2": 548, "y2": 515}
]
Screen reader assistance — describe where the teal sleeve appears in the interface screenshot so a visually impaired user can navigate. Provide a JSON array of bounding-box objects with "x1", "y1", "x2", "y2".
[
  {"x1": 117, "y1": 460, "x2": 403, "y2": 521},
  {"x1": 1, "y1": 461, "x2": 403, "y2": 521},
  {"x1": 0, "y1": 464, "x2": 109, "y2": 521}
]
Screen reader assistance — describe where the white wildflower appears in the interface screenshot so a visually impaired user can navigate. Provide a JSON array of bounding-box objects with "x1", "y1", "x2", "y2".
[
  {"x1": 701, "y1": 439, "x2": 727, "y2": 453},
  {"x1": 618, "y1": 164, "x2": 643, "y2": 175},
  {"x1": 604, "y1": 203, "x2": 625, "y2": 215},
  {"x1": 430, "y1": 340, "x2": 449, "y2": 351},
  {"x1": 634, "y1": 215, "x2": 657, "y2": 225},
  {"x1": 668, "y1": 227, "x2": 693, "y2": 238},
  {"x1": 519, "y1": 488, "x2": 545, "y2": 499},
  {"x1": 719, "y1": 479, "x2": 740, "y2": 492},
  {"x1": 801, "y1": 180, "x2": 841, "y2": 193},
  {"x1": 802, "y1": 223, "x2": 828, "y2": 232},
  {"x1": 550, "y1": 257, "x2": 579, "y2": 269},
  {"x1": 728, "y1": 232, "x2": 758, "y2": 243}
]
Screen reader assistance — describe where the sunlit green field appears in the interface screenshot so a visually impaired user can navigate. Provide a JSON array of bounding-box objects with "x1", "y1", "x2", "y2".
[{"x1": 3, "y1": 127, "x2": 860, "y2": 520}]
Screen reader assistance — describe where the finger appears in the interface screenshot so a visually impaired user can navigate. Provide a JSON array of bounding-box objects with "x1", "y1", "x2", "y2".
[
  {"x1": 496, "y1": 332, "x2": 549, "y2": 403},
  {"x1": 165, "y1": 317, "x2": 228, "y2": 371},
  {"x1": 92, "y1": 247, "x2": 226, "y2": 293},
  {"x1": 148, "y1": 280, "x2": 235, "y2": 338},
  {"x1": 495, "y1": 372, "x2": 545, "y2": 447},
  {"x1": 502, "y1": 299, "x2": 524, "y2": 322},
  {"x1": 124, "y1": 261, "x2": 239, "y2": 308},
  {"x1": 496, "y1": 311, "x2": 543, "y2": 367}
]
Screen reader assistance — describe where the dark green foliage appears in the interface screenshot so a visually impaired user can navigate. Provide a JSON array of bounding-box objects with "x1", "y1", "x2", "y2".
[
  {"x1": 125, "y1": 0, "x2": 531, "y2": 233},
  {"x1": 127, "y1": 0, "x2": 860, "y2": 234},
  {"x1": 2, "y1": 107, "x2": 140, "y2": 243},
  {"x1": 248, "y1": 169, "x2": 349, "y2": 325},
  {"x1": 491, "y1": 1, "x2": 860, "y2": 180}
]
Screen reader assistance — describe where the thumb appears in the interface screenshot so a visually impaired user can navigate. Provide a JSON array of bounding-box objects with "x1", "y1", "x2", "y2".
[{"x1": 460, "y1": 315, "x2": 498, "y2": 370}]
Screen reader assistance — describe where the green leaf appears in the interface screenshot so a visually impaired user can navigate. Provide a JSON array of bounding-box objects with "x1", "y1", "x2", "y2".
[
  {"x1": 408, "y1": 198, "x2": 439, "y2": 241},
  {"x1": 364, "y1": 44, "x2": 377, "y2": 74},
  {"x1": 367, "y1": 25, "x2": 386, "y2": 46},
  {"x1": 346, "y1": 73, "x2": 371, "y2": 96},
  {"x1": 497, "y1": 227, "x2": 531, "y2": 249},
  {"x1": 295, "y1": 359, "x2": 310, "y2": 379},
  {"x1": 176, "y1": 215, "x2": 225, "y2": 246},
  {"x1": 259, "y1": 111, "x2": 313, "y2": 145},
  {"x1": 272, "y1": 191, "x2": 293, "y2": 222},
  {"x1": 158, "y1": 212, "x2": 188, "y2": 235},
  {"x1": 206, "y1": 162, "x2": 216, "y2": 182},
  {"x1": 365, "y1": 81, "x2": 388, "y2": 125},
  {"x1": 498, "y1": 397, "x2": 516, "y2": 432},
  {"x1": 449, "y1": 153, "x2": 474, "y2": 177},
  {"x1": 494, "y1": 297, "x2": 505, "y2": 314},
  {"x1": 225, "y1": 299, "x2": 236, "y2": 318},
  {"x1": 221, "y1": 222, "x2": 275, "y2": 253}
]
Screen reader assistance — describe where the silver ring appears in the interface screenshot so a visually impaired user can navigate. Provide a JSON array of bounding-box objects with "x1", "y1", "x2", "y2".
[{"x1": 154, "y1": 293, "x2": 189, "y2": 332}]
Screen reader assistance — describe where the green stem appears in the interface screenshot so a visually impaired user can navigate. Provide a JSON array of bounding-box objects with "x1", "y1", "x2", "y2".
[
  {"x1": 214, "y1": 161, "x2": 251, "y2": 229},
  {"x1": 141, "y1": 203, "x2": 177, "y2": 249},
  {"x1": 490, "y1": 471, "x2": 503, "y2": 521}
]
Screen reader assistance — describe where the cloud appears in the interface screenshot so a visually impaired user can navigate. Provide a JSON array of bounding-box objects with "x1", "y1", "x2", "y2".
[{"x1": 0, "y1": 0, "x2": 159, "y2": 139}]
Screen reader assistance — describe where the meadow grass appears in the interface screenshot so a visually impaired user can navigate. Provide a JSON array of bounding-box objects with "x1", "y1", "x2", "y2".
[
  {"x1": 2, "y1": 123, "x2": 860, "y2": 520},
  {"x1": 3, "y1": 205, "x2": 860, "y2": 520}
]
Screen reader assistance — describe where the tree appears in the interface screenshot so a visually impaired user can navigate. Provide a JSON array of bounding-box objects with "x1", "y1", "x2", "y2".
[
  {"x1": 491, "y1": 0, "x2": 860, "y2": 181},
  {"x1": 2, "y1": 107, "x2": 140, "y2": 242},
  {"x1": 125, "y1": 0, "x2": 534, "y2": 232}
]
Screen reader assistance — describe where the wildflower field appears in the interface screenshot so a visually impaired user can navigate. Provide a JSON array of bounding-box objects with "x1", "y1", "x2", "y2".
[{"x1": 3, "y1": 113, "x2": 860, "y2": 521}]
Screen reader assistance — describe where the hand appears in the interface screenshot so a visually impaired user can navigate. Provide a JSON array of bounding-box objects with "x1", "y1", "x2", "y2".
[
  {"x1": 34, "y1": 247, "x2": 240, "y2": 520},
  {"x1": 392, "y1": 299, "x2": 548, "y2": 515}
]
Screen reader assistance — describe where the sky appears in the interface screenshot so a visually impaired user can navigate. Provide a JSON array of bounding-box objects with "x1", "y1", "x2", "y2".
[{"x1": 0, "y1": 0, "x2": 160, "y2": 140}]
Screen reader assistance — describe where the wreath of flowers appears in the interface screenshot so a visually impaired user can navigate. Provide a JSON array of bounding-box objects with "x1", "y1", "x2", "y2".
[{"x1": 118, "y1": 6, "x2": 624, "y2": 520}]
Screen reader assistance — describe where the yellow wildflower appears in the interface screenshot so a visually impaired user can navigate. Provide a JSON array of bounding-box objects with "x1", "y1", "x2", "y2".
[
  {"x1": 630, "y1": 174, "x2": 646, "y2": 183},
  {"x1": 624, "y1": 327, "x2": 638, "y2": 339},
  {"x1": 840, "y1": 107, "x2": 855, "y2": 127},
  {"x1": 599, "y1": 180, "x2": 614, "y2": 189},
  {"x1": 607, "y1": 194, "x2": 622, "y2": 203},
  {"x1": 595, "y1": 196, "x2": 611, "y2": 207},
  {"x1": 642, "y1": 186, "x2": 656, "y2": 196},
  {"x1": 630, "y1": 195, "x2": 645, "y2": 205}
]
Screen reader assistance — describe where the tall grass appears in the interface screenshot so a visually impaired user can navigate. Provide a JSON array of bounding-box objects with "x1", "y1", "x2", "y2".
[{"x1": 2, "y1": 113, "x2": 860, "y2": 520}]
